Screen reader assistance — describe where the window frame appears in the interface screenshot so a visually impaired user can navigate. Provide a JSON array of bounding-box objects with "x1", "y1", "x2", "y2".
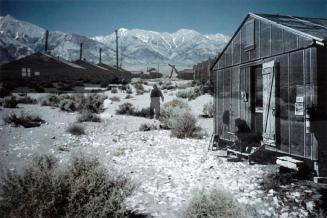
[{"x1": 244, "y1": 19, "x2": 255, "y2": 51}]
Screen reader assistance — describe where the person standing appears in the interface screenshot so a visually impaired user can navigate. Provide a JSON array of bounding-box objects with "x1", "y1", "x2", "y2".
[{"x1": 150, "y1": 84, "x2": 164, "y2": 119}]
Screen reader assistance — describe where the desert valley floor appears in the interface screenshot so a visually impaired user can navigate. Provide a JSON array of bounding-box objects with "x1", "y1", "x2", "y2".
[{"x1": 0, "y1": 80, "x2": 326, "y2": 218}]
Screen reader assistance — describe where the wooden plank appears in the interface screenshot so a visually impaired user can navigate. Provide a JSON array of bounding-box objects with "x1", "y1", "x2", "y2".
[{"x1": 276, "y1": 156, "x2": 303, "y2": 171}]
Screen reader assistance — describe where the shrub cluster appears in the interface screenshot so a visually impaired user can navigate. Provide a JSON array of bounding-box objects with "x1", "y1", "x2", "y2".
[
  {"x1": 3, "y1": 112, "x2": 45, "y2": 128},
  {"x1": 77, "y1": 111, "x2": 101, "y2": 123},
  {"x1": 184, "y1": 189, "x2": 248, "y2": 218},
  {"x1": 139, "y1": 123, "x2": 158, "y2": 131},
  {"x1": 110, "y1": 96, "x2": 121, "y2": 102},
  {"x1": 160, "y1": 99, "x2": 190, "y2": 129},
  {"x1": 40, "y1": 94, "x2": 107, "y2": 114},
  {"x1": 176, "y1": 86, "x2": 203, "y2": 101},
  {"x1": 134, "y1": 83, "x2": 145, "y2": 95},
  {"x1": 116, "y1": 103, "x2": 151, "y2": 118},
  {"x1": 202, "y1": 101, "x2": 214, "y2": 118},
  {"x1": 111, "y1": 88, "x2": 118, "y2": 93},
  {"x1": 170, "y1": 111, "x2": 200, "y2": 138},
  {"x1": 0, "y1": 155, "x2": 134, "y2": 218},
  {"x1": 160, "y1": 99, "x2": 203, "y2": 138},
  {"x1": 3, "y1": 96, "x2": 18, "y2": 108},
  {"x1": 160, "y1": 81, "x2": 176, "y2": 90},
  {"x1": 16, "y1": 96, "x2": 37, "y2": 104},
  {"x1": 66, "y1": 123, "x2": 85, "y2": 135}
]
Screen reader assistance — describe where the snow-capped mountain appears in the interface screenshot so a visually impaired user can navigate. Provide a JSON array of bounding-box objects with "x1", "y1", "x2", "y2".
[
  {"x1": 93, "y1": 28, "x2": 228, "y2": 67},
  {"x1": 0, "y1": 15, "x2": 229, "y2": 71}
]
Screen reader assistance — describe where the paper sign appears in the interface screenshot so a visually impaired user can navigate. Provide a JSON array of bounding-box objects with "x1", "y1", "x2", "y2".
[{"x1": 295, "y1": 102, "x2": 304, "y2": 116}]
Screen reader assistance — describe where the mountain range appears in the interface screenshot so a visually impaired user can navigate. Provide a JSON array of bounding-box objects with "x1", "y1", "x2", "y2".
[{"x1": 0, "y1": 15, "x2": 229, "y2": 72}]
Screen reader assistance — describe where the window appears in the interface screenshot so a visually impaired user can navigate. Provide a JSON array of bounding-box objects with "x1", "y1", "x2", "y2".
[
  {"x1": 34, "y1": 71, "x2": 40, "y2": 76},
  {"x1": 21, "y1": 68, "x2": 27, "y2": 77},
  {"x1": 244, "y1": 19, "x2": 255, "y2": 50}
]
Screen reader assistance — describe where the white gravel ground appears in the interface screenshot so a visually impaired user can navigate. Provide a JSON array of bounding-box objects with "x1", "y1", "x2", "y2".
[{"x1": 0, "y1": 82, "x2": 324, "y2": 217}]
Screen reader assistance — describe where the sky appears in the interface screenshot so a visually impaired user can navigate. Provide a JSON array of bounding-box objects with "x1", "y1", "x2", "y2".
[{"x1": 0, "y1": 0, "x2": 326, "y2": 37}]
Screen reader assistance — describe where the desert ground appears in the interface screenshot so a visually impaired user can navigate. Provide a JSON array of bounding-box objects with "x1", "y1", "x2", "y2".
[{"x1": 0, "y1": 79, "x2": 326, "y2": 218}]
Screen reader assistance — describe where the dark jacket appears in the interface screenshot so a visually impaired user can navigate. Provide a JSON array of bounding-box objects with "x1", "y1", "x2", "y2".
[{"x1": 150, "y1": 88, "x2": 163, "y2": 98}]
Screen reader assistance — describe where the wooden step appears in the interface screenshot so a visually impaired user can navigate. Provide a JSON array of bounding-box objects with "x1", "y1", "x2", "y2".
[{"x1": 276, "y1": 156, "x2": 304, "y2": 171}]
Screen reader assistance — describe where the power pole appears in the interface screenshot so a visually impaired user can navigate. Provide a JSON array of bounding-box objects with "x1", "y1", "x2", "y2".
[
  {"x1": 115, "y1": 29, "x2": 119, "y2": 70},
  {"x1": 99, "y1": 48, "x2": 102, "y2": 64}
]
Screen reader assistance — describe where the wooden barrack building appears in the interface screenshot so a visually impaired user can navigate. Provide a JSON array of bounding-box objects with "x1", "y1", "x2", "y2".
[{"x1": 211, "y1": 13, "x2": 327, "y2": 178}]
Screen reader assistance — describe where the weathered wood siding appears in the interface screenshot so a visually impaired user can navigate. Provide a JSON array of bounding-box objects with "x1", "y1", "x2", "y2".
[{"x1": 213, "y1": 15, "x2": 319, "y2": 161}]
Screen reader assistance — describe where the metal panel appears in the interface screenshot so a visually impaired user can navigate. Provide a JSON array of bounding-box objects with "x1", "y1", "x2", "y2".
[{"x1": 284, "y1": 31, "x2": 298, "y2": 52}]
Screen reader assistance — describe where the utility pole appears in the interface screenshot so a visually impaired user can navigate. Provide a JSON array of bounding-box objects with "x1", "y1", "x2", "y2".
[
  {"x1": 99, "y1": 48, "x2": 102, "y2": 64},
  {"x1": 115, "y1": 29, "x2": 119, "y2": 70}
]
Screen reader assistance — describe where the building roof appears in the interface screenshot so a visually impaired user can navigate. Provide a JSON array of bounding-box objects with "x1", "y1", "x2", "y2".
[
  {"x1": 252, "y1": 13, "x2": 327, "y2": 42},
  {"x1": 210, "y1": 13, "x2": 327, "y2": 70}
]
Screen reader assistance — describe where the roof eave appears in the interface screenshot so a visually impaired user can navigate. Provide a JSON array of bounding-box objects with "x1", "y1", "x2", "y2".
[{"x1": 210, "y1": 13, "x2": 326, "y2": 71}]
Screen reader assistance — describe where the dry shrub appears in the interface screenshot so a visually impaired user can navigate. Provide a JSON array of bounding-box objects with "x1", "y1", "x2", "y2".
[
  {"x1": 110, "y1": 96, "x2": 121, "y2": 102},
  {"x1": 170, "y1": 111, "x2": 201, "y2": 138},
  {"x1": 139, "y1": 123, "x2": 157, "y2": 131},
  {"x1": 111, "y1": 88, "x2": 118, "y2": 93},
  {"x1": 3, "y1": 112, "x2": 45, "y2": 128},
  {"x1": 116, "y1": 103, "x2": 150, "y2": 118},
  {"x1": 160, "y1": 99, "x2": 190, "y2": 129},
  {"x1": 78, "y1": 111, "x2": 101, "y2": 122},
  {"x1": 3, "y1": 96, "x2": 18, "y2": 108},
  {"x1": 66, "y1": 123, "x2": 85, "y2": 135},
  {"x1": 203, "y1": 101, "x2": 214, "y2": 118},
  {"x1": 16, "y1": 96, "x2": 37, "y2": 104},
  {"x1": 125, "y1": 94, "x2": 133, "y2": 99},
  {"x1": 176, "y1": 89, "x2": 190, "y2": 99},
  {"x1": 116, "y1": 102, "x2": 135, "y2": 115},
  {"x1": 184, "y1": 188, "x2": 248, "y2": 218},
  {"x1": 59, "y1": 99, "x2": 78, "y2": 112},
  {"x1": 134, "y1": 83, "x2": 144, "y2": 95},
  {"x1": 0, "y1": 155, "x2": 134, "y2": 218},
  {"x1": 41, "y1": 94, "x2": 106, "y2": 114},
  {"x1": 39, "y1": 94, "x2": 60, "y2": 107}
]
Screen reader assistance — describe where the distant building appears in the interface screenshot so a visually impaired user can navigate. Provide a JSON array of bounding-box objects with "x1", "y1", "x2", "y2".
[
  {"x1": 177, "y1": 68, "x2": 194, "y2": 80},
  {"x1": 0, "y1": 52, "x2": 87, "y2": 83},
  {"x1": 211, "y1": 13, "x2": 327, "y2": 179}
]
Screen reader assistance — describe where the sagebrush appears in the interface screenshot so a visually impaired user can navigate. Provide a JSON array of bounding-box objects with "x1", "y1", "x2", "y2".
[
  {"x1": 184, "y1": 189, "x2": 248, "y2": 218},
  {"x1": 66, "y1": 123, "x2": 85, "y2": 135},
  {"x1": 0, "y1": 155, "x2": 134, "y2": 218},
  {"x1": 160, "y1": 99, "x2": 190, "y2": 129},
  {"x1": 170, "y1": 111, "x2": 201, "y2": 138},
  {"x1": 203, "y1": 101, "x2": 214, "y2": 118},
  {"x1": 77, "y1": 111, "x2": 101, "y2": 122},
  {"x1": 3, "y1": 112, "x2": 45, "y2": 128}
]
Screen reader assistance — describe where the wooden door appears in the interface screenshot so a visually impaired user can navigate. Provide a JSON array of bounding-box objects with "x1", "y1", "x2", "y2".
[
  {"x1": 262, "y1": 61, "x2": 276, "y2": 146},
  {"x1": 251, "y1": 65, "x2": 263, "y2": 134}
]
